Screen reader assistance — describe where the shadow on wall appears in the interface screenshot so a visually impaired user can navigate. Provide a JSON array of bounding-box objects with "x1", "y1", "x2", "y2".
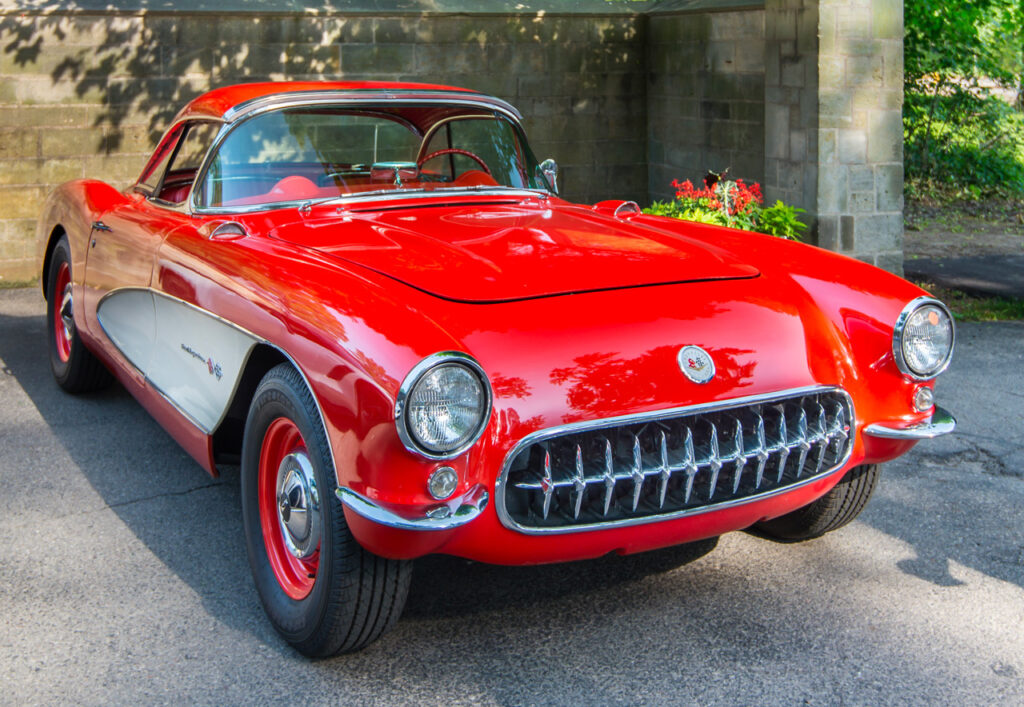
[{"x1": 2, "y1": 7, "x2": 363, "y2": 153}]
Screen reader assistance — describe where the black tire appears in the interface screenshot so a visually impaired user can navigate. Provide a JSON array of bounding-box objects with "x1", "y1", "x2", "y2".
[
  {"x1": 755, "y1": 464, "x2": 880, "y2": 541},
  {"x1": 240, "y1": 363, "x2": 412, "y2": 657},
  {"x1": 45, "y1": 235, "x2": 112, "y2": 393}
]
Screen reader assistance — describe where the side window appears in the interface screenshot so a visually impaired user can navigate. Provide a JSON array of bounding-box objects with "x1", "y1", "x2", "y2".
[
  {"x1": 137, "y1": 125, "x2": 184, "y2": 195},
  {"x1": 153, "y1": 122, "x2": 220, "y2": 204}
]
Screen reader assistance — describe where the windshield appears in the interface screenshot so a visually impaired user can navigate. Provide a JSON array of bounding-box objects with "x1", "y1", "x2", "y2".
[{"x1": 198, "y1": 106, "x2": 548, "y2": 209}]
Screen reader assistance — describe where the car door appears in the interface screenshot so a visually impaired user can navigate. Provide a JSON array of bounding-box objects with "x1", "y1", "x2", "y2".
[{"x1": 82, "y1": 121, "x2": 220, "y2": 383}]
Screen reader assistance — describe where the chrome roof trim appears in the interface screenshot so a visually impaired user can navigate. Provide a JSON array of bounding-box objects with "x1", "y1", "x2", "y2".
[
  {"x1": 494, "y1": 385, "x2": 856, "y2": 535},
  {"x1": 222, "y1": 90, "x2": 523, "y2": 123}
]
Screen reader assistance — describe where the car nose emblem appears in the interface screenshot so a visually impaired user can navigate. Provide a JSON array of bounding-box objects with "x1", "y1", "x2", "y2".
[{"x1": 678, "y1": 345, "x2": 715, "y2": 384}]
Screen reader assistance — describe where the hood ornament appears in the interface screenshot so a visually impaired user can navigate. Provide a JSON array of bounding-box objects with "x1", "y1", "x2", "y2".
[{"x1": 678, "y1": 345, "x2": 715, "y2": 384}]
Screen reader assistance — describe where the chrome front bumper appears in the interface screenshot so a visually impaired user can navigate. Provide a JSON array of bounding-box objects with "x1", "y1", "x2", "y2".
[
  {"x1": 337, "y1": 484, "x2": 489, "y2": 531},
  {"x1": 863, "y1": 406, "x2": 956, "y2": 440}
]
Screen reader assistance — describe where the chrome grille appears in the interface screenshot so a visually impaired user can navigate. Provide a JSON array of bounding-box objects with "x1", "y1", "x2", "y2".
[{"x1": 498, "y1": 388, "x2": 854, "y2": 533}]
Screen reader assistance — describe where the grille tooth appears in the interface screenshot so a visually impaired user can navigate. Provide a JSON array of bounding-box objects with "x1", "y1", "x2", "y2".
[
  {"x1": 601, "y1": 438, "x2": 615, "y2": 516},
  {"x1": 540, "y1": 448, "x2": 554, "y2": 520},
  {"x1": 681, "y1": 427, "x2": 697, "y2": 504},
  {"x1": 700, "y1": 421, "x2": 722, "y2": 500},
  {"x1": 657, "y1": 431, "x2": 671, "y2": 508},
  {"x1": 502, "y1": 389, "x2": 854, "y2": 530},
  {"x1": 752, "y1": 412, "x2": 769, "y2": 489},
  {"x1": 629, "y1": 435, "x2": 645, "y2": 512},
  {"x1": 793, "y1": 408, "x2": 810, "y2": 477},
  {"x1": 729, "y1": 416, "x2": 746, "y2": 495},
  {"x1": 571, "y1": 444, "x2": 586, "y2": 520}
]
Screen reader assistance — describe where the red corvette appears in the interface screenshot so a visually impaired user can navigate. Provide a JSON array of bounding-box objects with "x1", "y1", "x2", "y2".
[{"x1": 37, "y1": 81, "x2": 956, "y2": 656}]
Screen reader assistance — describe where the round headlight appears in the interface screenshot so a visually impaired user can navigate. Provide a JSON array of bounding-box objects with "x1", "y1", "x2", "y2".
[
  {"x1": 396, "y1": 353, "x2": 491, "y2": 459},
  {"x1": 893, "y1": 298, "x2": 954, "y2": 379}
]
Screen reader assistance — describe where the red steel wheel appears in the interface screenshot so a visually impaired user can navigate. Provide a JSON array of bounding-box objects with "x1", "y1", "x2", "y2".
[
  {"x1": 52, "y1": 261, "x2": 73, "y2": 363},
  {"x1": 258, "y1": 417, "x2": 320, "y2": 601}
]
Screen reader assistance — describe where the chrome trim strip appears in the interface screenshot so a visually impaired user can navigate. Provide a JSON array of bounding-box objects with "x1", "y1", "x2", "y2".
[
  {"x1": 222, "y1": 91, "x2": 523, "y2": 123},
  {"x1": 892, "y1": 296, "x2": 956, "y2": 380},
  {"x1": 864, "y1": 406, "x2": 956, "y2": 440},
  {"x1": 336, "y1": 484, "x2": 489, "y2": 532},
  {"x1": 394, "y1": 351, "x2": 494, "y2": 461},
  {"x1": 192, "y1": 188, "x2": 544, "y2": 216},
  {"x1": 495, "y1": 385, "x2": 856, "y2": 535}
]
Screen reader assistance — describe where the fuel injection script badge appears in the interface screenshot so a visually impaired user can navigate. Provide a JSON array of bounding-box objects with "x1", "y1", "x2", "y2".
[{"x1": 678, "y1": 345, "x2": 715, "y2": 384}]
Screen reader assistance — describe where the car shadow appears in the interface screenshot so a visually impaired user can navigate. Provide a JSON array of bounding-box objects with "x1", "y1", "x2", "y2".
[{"x1": 0, "y1": 300, "x2": 719, "y2": 654}]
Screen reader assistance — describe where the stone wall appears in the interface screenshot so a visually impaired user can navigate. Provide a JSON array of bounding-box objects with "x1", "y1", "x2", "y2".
[
  {"x1": 647, "y1": 8, "x2": 766, "y2": 203},
  {"x1": 0, "y1": 0, "x2": 906, "y2": 284},
  {"x1": 0, "y1": 9, "x2": 647, "y2": 284},
  {"x1": 765, "y1": 0, "x2": 904, "y2": 271}
]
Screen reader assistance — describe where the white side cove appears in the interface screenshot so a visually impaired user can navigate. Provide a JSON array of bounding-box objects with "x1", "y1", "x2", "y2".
[{"x1": 97, "y1": 289, "x2": 258, "y2": 433}]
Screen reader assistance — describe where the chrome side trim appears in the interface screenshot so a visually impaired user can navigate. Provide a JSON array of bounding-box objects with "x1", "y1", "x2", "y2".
[
  {"x1": 336, "y1": 484, "x2": 489, "y2": 532},
  {"x1": 892, "y1": 296, "x2": 956, "y2": 380},
  {"x1": 394, "y1": 351, "x2": 494, "y2": 461},
  {"x1": 864, "y1": 406, "x2": 956, "y2": 440},
  {"x1": 495, "y1": 385, "x2": 856, "y2": 535}
]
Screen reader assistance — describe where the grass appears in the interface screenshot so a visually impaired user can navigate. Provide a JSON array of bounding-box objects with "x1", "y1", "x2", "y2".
[
  {"x1": 914, "y1": 281, "x2": 1024, "y2": 321},
  {"x1": 0, "y1": 278, "x2": 38, "y2": 290}
]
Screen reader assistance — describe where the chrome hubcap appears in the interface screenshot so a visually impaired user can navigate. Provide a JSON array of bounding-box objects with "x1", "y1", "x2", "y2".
[
  {"x1": 275, "y1": 452, "x2": 320, "y2": 560},
  {"x1": 59, "y1": 286, "x2": 74, "y2": 339}
]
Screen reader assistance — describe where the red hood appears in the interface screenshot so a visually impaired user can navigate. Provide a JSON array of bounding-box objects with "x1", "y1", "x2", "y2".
[{"x1": 266, "y1": 197, "x2": 759, "y2": 302}]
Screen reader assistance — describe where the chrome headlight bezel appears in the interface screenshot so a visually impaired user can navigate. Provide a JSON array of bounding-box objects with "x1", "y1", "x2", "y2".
[
  {"x1": 394, "y1": 352, "x2": 493, "y2": 460},
  {"x1": 892, "y1": 296, "x2": 955, "y2": 380}
]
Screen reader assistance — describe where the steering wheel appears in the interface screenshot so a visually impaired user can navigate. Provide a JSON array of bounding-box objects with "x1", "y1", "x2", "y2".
[{"x1": 417, "y1": 148, "x2": 491, "y2": 176}]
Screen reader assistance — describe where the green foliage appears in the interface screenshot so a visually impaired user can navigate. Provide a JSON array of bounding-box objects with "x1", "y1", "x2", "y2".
[
  {"x1": 757, "y1": 200, "x2": 807, "y2": 240},
  {"x1": 644, "y1": 177, "x2": 806, "y2": 241},
  {"x1": 904, "y1": 0, "x2": 1024, "y2": 198}
]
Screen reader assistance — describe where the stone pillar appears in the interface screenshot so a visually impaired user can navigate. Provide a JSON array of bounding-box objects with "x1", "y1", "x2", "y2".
[{"x1": 765, "y1": 0, "x2": 904, "y2": 273}]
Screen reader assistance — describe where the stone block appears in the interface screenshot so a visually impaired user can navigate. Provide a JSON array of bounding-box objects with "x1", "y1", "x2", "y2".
[
  {"x1": 796, "y1": 6, "x2": 819, "y2": 56},
  {"x1": 0, "y1": 129, "x2": 39, "y2": 160},
  {"x1": 849, "y1": 191, "x2": 875, "y2": 213},
  {"x1": 789, "y1": 129, "x2": 807, "y2": 161},
  {"x1": 872, "y1": 0, "x2": 903, "y2": 40},
  {"x1": 706, "y1": 42, "x2": 736, "y2": 73},
  {"x1": 881, "y1": 40, "x2": 903, "y2": 87},
  {"x1": 819, "y1": 128, "x2": 837, "y2": 164},
  {"x1": 838, "y1": 129, "x2": 866, "y2": 163},
  {"x1": 837, "y1": 7, "x2": 872, "y2": 41},
  {"x1": 867, "y1": 109, "x2": 902, "y2": 162},
  {"x1": 874, "y1": 251, "x2": 903, "y2": 275},
  {"x1": 0, "y1": 257, "x2": 37, "y2": 284},
  {"x1": 766, "y1": 10, "x2": 797, "y2": 42},
  {"x1": 817, "y1": 165, "x2": 848, "y2": 212},
  {"x1": 836, "y1": 215, "x2": 853, "y2": 250},
  {"x1": 852, "y1": 213, "x2": 902, "y2": 251},
  {"x1": 846, "y1": 55, "x2": 884, "y2": 88},
  {"x1": 875, "y1": 163, "x2": 903, "y2": 211},
  {"x1": 710, "y1": 11, "x2": 764, "y2": 41},
  {"x1": 820, "y1": 56, "x2": 844, "y2": 88},
  {"x1": 731, "y1": 101, "x2": 765, "y2": 125},
  {"x1": 701, "y1": 100, "x2": 731, "y2": 121},
  {"x1": 341, "y1": 44, "x2": 414, "y2": 76},
  {"x1": 848, "y1": 164, "x2": 875, "y2": 192},
  {"x1": 765, "y1": 103, "x2": 791, "y2": 159},
  {"x1": 0, "y1": 187, "x2": 44, "y2": 219},
  {"x1": 819, "y1": 91, "x2": 852, "y2": 128},
  {"x1": 780, "y1": 55, "x2": 805, "y2": 87},
  {"x1": 817, "y1": 214, "x2": 840, "y2": 250}
]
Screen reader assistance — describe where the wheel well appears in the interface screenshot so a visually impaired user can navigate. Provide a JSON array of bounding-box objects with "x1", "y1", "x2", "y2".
[
  {"x1": 212, "y1": 344, "x2": 288, "y2": 465},
  {"x1": 41, "y1": 226, "x2": 66, "y2": 297}
]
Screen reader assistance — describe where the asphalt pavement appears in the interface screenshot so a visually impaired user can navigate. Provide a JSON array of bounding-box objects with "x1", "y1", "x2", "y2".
[
  {"x1": 904, "y1": 254, "x2": 1024, "y2": 299},
  {"x1": 1, "y1": 286, "x2": 1022, "y2": 706}
]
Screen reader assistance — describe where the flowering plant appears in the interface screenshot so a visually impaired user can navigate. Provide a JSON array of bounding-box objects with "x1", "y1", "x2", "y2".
[{"x1": 644, "y1": 173, "x2": 806, "y2": 240}]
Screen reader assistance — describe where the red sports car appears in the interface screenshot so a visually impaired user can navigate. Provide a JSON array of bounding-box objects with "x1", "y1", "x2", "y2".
[{"x1": 37, "y1": 81, "x2": 956, "y2": 656}]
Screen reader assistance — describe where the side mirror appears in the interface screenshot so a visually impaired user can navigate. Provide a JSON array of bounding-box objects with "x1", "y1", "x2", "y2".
[{"x1": 538, "y1": 158, "x2": 559, "y2": 195}]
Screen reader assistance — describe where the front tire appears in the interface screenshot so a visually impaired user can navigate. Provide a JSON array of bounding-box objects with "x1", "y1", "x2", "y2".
[
  {"x1": 755, "y1": 464, "x2": 880, "y2": 541},
  {"x1": 45, "y1": 235, "x2": 111, "y2": 393},
  {"x1": 240, "y1": 363, "x2": 411, "y2": 657}
]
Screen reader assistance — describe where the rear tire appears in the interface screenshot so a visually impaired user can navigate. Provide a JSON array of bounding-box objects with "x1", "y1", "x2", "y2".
[
  {"x1": 45, "y1": 235, "x2": 112, "y2": 393},
  {"x1": 240, "y1": 363, "x2": 411, "y2": 657},
  {"x1": 755, "y1": 464, "x2": 880, "y2": 541}
]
